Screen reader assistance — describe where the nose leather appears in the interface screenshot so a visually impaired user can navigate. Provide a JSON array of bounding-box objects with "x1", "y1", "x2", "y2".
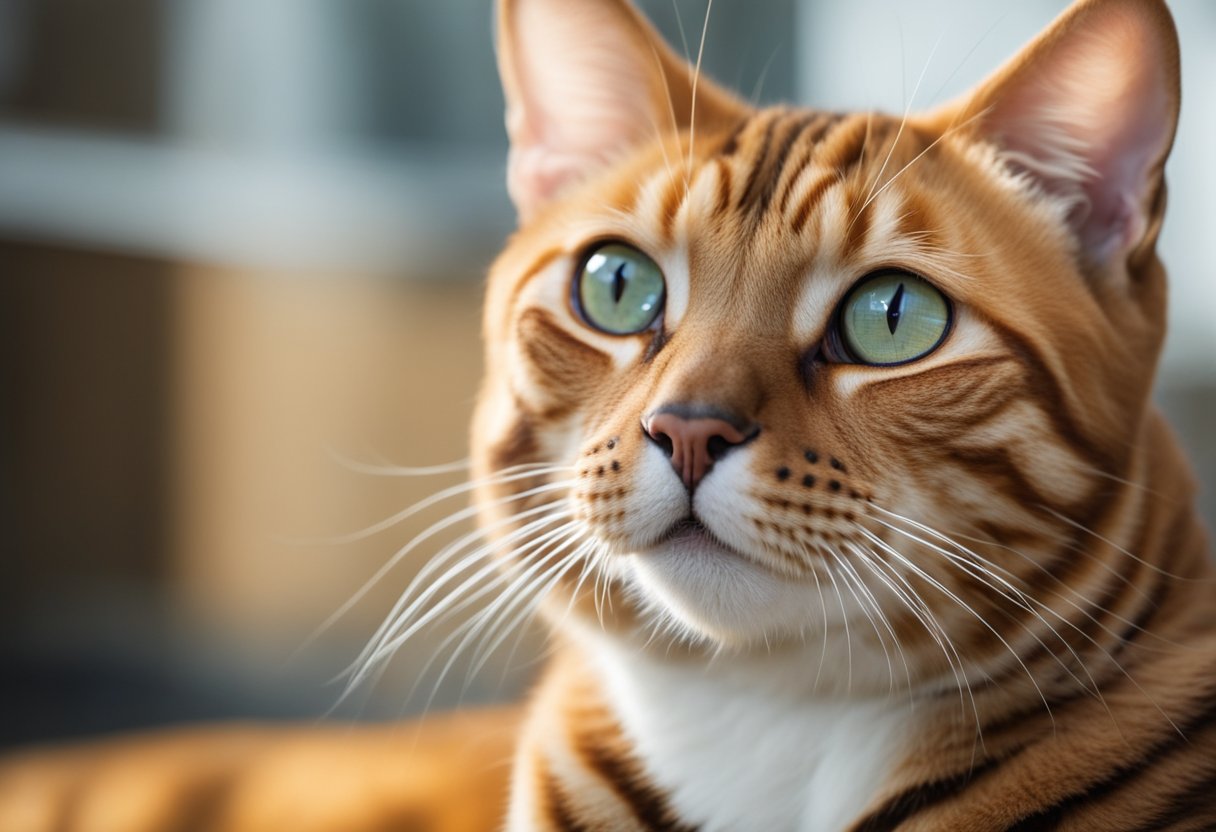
[{"x1": 643, "y1": 412, "x2": 748, "y2": 489}]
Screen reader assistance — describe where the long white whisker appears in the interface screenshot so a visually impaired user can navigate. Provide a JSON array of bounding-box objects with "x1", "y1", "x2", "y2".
[
  {"x1": 309, "y1": 481, "x2": 575, "y2": 658},
  {"x1": 871, "y1": 515, "x2": 1096, "y2": 696},
  {"x1": 685, "y1": 0, "x2": 714, "y2": 186},
  {"x1": 857, "y1": 526, "x2": 1056, "y2": 731},
  {"x1": 303, "y1": 465, "x2": 574, "y2": 546},
  {"x1": 823, "y1": 557, "x2": 853, "y2": 693},
  {"x1": 847, "y1": 540, "x2": 980, "y2": 741},
  {"x1": 355, "y1": 517, "x2": 579, "y2": 680},
  {"x1": 834, "y1": 547, "x2": 912, "y2": 696}
]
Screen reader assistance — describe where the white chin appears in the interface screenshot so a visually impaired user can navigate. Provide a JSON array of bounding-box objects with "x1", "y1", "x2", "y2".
[{"x1": 628, "y1": 529, "x2": 816, "y2": 646}]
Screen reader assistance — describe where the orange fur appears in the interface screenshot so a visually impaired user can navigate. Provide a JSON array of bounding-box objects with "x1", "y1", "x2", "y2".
[{"x1": 3, "y1": 1, "x2": 1214, "y2": 830}]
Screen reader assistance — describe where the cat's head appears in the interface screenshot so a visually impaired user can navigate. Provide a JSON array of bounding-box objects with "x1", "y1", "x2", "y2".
[{"x1": 473, "y1": 0, "x2": 1180, "y2": 688}]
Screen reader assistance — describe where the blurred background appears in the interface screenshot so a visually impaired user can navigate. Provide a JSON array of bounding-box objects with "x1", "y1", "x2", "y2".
[{"x1": 1, "y1": 0, "x2": 1213, "y2": 749}]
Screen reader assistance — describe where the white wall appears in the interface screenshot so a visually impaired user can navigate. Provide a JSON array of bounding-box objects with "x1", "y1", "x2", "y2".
[{"x1": 795, "y1": 0, "x2": 1216, "y2": 381}]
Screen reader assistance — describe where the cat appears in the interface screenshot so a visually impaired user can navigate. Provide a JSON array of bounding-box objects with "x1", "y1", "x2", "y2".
[{"x1": 2, "y1": 0, "x2": 1215, "y2": 829}]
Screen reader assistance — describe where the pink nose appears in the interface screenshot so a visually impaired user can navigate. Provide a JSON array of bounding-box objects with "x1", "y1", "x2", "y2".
[{"x1": 643, "y1": 411, "x2": 752, "y2": 489}]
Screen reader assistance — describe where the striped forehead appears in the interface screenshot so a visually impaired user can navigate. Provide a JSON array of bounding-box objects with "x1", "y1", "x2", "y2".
[
  {"x1": 626, "y1": 109, "x2": 930, "y2": 332},
  {"x1": 509, "y1": 108, "x2": 978, "y2": 376}
]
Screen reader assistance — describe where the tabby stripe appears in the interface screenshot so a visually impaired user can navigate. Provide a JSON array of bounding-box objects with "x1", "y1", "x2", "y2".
[
  {"x1": 168, "y1": 773, "x2": 239, "y2": 832},
  {"x1": 539, "y1": 761, "x2": 596, "y2": 832},
  {"x1": 842, "y1": 183, "x2": 875, "y2": 261},
  {"x1": 817, "y1": 113, "x2": 878, "y2": 172},
  {"x1": 1139, "y1": 770, "x2": 1216, "y2": 832},
  {"x1": 940, "y1": 446, "x2": 1062, "y2": 516},
  {"x1": 734, "y1": 111, "x2": 779, "y2": 214},
  {"x1": 982, "y1": 475, "x2": 1161, "y2": 698},
  {"x1": 574, "y1": 732, "x2": 698, "y2": 832},
  {"x1": 741, "y1": 112, "x2": 818, "y2": 219},
  {"x1": 658, "y1": 168, "x2": 687, "y2": 242},
  {"x1": 715, "y1": 115, "x2": 754, "y2": 157},
  {"x1": 487, "y1": 405, "x2": 540, "y2": 473},
  {"x1": 775, "y1": 112, "x2": 845, "y2": 216},
  {"x1": 713, "y1": 158, "x2": 733, "y2": 215},
  {"x1": 969, "y1": 521, "x2": 1115, "y2": 695},
  {"x1": 789, "y1": 172, "x2": 838, "y2": 235},
  {"x1": 505, "y1": 245, "x2": 566, "y2": 314},
  {"x1": 787, "y1": 115, "x2": 875, "y2": 233},
  {"x1": 990, "y1": 323, "x2": 1118, "y2": 477},
  {"x1": 1000, "y1": 697, "x2": 1216, "y2": 831},
  {"x1": 847, "y1": 757, "x2": 1005, "y2": 832}
]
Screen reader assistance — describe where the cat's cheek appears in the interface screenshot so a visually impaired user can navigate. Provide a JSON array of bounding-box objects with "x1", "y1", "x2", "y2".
[{"x1": 577, "y1": 441, "x2": 688, "y2": 553}]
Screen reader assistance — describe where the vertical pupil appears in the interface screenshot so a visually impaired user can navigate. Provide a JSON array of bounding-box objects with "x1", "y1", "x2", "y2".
[
  {"x1": 612, "y1": 262, "x2": 629, "y2": 304},
  {"x1": 885, "y1": 282, "x2": 906, "y2": 335}
]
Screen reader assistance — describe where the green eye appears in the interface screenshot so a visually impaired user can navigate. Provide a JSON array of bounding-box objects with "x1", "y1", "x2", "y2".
[
  {"x1": 576, "y1": 243, "x2": 665, "y2": 335},
  {"x1": 837, "y1": 271, "x2": 951, "y2": 365}
]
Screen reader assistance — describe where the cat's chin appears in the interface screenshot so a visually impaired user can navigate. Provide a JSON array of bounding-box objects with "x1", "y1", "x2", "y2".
[{"x1": 628, "y1": 522, "x2": 819, "y2": 647}]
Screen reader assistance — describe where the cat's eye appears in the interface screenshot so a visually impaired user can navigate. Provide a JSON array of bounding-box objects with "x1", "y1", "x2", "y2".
[
  {"x1": 834, "y1": 271, "x2": 951, "y2": 366},
  {"x1": 575, "y1": 243, "x2": 666, "y2": 335}
]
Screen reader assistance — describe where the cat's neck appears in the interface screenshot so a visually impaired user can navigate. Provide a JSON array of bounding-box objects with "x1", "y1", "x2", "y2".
[{"x1": 574, "y1": 628, "x2": 914, "y2": 832}]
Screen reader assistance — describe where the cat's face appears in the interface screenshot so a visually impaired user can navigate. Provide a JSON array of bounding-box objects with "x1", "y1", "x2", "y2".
[{"x1": 474, "y1": 0, "x2": 1177, "y2": 690}]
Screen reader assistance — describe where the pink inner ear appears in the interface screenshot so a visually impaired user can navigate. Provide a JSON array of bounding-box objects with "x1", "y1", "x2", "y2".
[
  {"x1": 977, "y1": 7, "x2": 1176, "y2": 265},
  {"x1": 500, "y1": 0, "x2": 671, "y2": 218},
  {"x1": 507, "y1": 146, "x2": 601, "y2": 221}
]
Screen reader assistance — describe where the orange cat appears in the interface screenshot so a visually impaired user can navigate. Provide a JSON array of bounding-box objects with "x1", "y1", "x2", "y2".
[{"x1": 4, "y1": 0, "x2": 1215, "y2": 829}]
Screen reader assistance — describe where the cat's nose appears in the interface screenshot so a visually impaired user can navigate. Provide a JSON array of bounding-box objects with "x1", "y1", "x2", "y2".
[{"x1": 642, "y1": 407, "x2": 758, "y2": 490}]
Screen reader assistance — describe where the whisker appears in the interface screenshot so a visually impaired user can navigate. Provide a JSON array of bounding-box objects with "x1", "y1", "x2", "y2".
[
  {"x1": 326, "y1": 448, "x2": 471, "y2": 477},
  {"x1": 856, "y1": 526, "x2": 1057, "y2": 731},
  {"x1": 685, "y1": 0, "x2": 714, "y2": 187},
  {"x1": 846, "y1": 541, "x2": 980, "y2": 738},
  {"x1": 870, "y1": 515, "x2": 1098, "y2": 698},
  {"x1": 831, "y1": 549, "x2": 899, "y2": 695},
  {"x1": 305, "y1": 480, "x2": 575, "y2": 658},
  {"x1": 355, "y1": 516, "x2": 579, "y2": 682},
  {"x1": 823, "y1": 557, "x2": 853, "y2": 693},
  {"x1": 1038, "y1": 504, "x2": 1210, "y2": 583},
  {"x1": 857, "y1": 32, "x2": 942, "y2": 212},
  {"x1": 300, "y1": 465, "x2": 574, "y2": 546}
]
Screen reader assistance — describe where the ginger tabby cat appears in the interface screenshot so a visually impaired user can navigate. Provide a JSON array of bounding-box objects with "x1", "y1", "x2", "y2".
[{"x1": 3, "y1": 0, "x2": 1215, "y2": 829}]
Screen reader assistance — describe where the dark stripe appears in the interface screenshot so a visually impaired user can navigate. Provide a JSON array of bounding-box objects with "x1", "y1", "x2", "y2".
[
  {"x1": 658, "y1": 172, "x2": 686, "y2": 242},
  {"x1": 734, "y1": 112, "x2": 779, "y2": 214},
  {"x1": 541, "y1": 761, "x2": 597, "y2": 832},
  {"x1": 713, "y1": 158, "x2": 733, "y2": 214},
  {"x1": 741, "y1": 112, "x2": 817, "y2": 218},
  {"x1": 486, "y1": 407, "x2": 539, "y2": 473},
  {"x1": 847, "y1": 757, "x2": 1004, "y2": 832},
  {"x1": 989, "y1": 323, "x2": 1119, "y2": 478},
  {"x1": 517, "y1": 308, "x2": 612, "y2": 417},
  {"x1": 715, "y1": 115, "x2": 753, "y2": 157},
  {"x1": 842, "y1": 188, "x2": 874, "y2": 259},
  {"x1": 1139, "y1": 770, "x2": 1216, "y2": 831},
  {"x1": 1001, "y1": 696, "x2": 1216, "y2": 831},
  {"x1": 787, "y1": 115, "x2": 874, "y2": 233},
  {"x1": 578, "y1": 738, "x2": 699, "y2": 832},
  {"x1": 789, "y1": 172, "x2": 837, "y2": 234},
  {"x1": 775, "y1": 112, "x2": 843, "y2": 215},
  {"x1": 818, "y1": 113, "x2": 878, "y2": 172},
  {"x1": 168, "y1": 772, "x2": 240, "y2": 832}
]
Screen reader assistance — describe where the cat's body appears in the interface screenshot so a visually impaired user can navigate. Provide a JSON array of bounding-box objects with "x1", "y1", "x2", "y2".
[{"x1": 4, "y1": 0, "x2": 1216, "y2": 830}]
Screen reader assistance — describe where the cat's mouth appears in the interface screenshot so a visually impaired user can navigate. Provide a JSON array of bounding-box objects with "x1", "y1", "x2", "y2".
[
  {"x1": 650, "y1": 516, "x2": 746, "y2": 560},
  {"x1": 659, "y1": 516, "x2": 717, "y2": 545},
  {"x1": 630, "y1": 514, "x2": 814, "y2": 644}
]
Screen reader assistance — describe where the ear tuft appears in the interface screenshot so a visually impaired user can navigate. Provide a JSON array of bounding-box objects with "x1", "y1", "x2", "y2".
[
  {"x1": 939, "y1": 0, "x2": 1180, "y2": 270},
  {"x1": 496, "y1": 0, "x2": 745, "y2": 221}
]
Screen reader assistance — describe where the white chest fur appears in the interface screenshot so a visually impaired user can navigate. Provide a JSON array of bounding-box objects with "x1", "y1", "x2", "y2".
[{"x1": 588, "y1": 638, "x2": 912, "y2": 832}]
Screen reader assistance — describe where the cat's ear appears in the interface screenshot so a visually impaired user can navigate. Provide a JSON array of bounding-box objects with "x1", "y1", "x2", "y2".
[
  {"x1": 929, "y1": 0, "x2": 1180, "y2": 272},
  {"x1": 496, "y1": 0, "x2": 746, "y2": 221}
]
